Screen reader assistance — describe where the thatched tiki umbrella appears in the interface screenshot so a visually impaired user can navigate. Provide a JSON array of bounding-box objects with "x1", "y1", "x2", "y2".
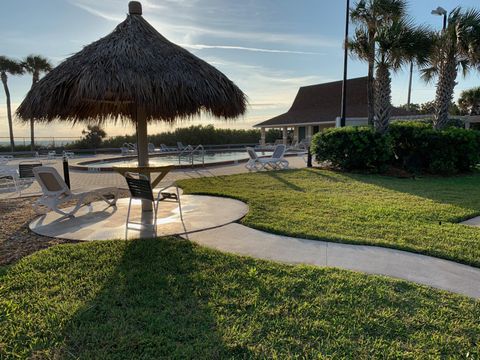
[{"x1": 17, "y1": 1, "x2": 246, "y2": 210}]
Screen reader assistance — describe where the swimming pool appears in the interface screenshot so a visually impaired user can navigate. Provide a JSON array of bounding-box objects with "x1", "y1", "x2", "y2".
[{"x1": 73, "y1": 150, "x2": 274, "y2": 171}]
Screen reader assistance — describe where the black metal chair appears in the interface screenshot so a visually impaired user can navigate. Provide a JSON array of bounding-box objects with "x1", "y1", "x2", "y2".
[
  {"x1": 17, "y1": 161, "x2": 42, "y2": 195},
  {"x1": 124, "y1": 172, "x2": 183, "y2": 235}
]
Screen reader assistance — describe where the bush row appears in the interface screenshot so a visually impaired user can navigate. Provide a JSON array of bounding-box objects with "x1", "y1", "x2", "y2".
[
  {"x1": 68, "y1": 125, "x2": 283, "y2": 149},
  {"x1": 311, "y1": 122, "x2": 480, "y2": 175}
]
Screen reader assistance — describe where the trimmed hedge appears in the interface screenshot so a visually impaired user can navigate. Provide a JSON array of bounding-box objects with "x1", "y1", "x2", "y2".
[
  {"x1": 311, "y1": 127, "x2": 392, "y2": 172},
  {"x1": 389, "y1": 122, "x2": 480, "y2": 175},
  {"x1": 311, "y1": 122, "x2": 480, "y2": 175}
]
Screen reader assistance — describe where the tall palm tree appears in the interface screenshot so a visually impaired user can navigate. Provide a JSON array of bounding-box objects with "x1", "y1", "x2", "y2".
[
  {"x1": 22, "y1": 55, "x2": 53, "y2": 151},
  {"x1": 458, "y1": 87, "x2": 480, "y2": 115},
  {"x1": 0, "y1": 56, "x2": 23, "y2": 151},
  {"x1": 422, "y1": 8, "x2": 480, "y2": 130},
  {"x1": 350, "y1": 0, "x2": 407, "y2": 125},
  {"x1": 351, "y1": 20, "x2": 432, "y2": 133}
]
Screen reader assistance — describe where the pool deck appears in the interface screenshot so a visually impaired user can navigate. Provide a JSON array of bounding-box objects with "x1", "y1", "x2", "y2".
[{"x1": 0, "y1": 153, "x2": 308, "y2": 199}]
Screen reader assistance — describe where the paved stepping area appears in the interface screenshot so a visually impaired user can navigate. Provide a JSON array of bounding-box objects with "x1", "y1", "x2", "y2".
[
  {"x1": 461, "y1": 216, "x2": 480, "y2": 227},
  {"x1": 29, "y1": 195, "x2": 248, "y2": 241},
  {"x1": 185, "y1": 223, "x2": 480, "y2": 299}
]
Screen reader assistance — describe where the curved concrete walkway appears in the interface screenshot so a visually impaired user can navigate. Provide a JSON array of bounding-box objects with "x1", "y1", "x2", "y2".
[{"x1": 184, "y1": 223, "x2": 480, "y2": 299}]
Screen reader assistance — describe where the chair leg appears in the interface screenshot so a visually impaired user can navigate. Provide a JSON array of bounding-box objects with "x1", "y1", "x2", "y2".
[
  {"x1": 153, "y1": 200, "x2": 158, "y2": 237},
  {"x1": 176, "y1": 185, "x2": 184, "y2": 222}
]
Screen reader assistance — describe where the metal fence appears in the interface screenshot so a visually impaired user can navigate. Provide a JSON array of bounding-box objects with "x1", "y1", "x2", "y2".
[{"x1": 0, "y1": 136, "x2": 82, "y2": 148}]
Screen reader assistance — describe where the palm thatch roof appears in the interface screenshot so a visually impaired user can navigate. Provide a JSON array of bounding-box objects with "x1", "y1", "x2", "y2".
[{"x1": 16, "y1": 1, "x2": 247, "y2": 124}]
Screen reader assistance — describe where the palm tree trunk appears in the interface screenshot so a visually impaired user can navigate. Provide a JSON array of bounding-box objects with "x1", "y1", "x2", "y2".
[
  {"x1": 433, "y1": 57, "x2": 457, "y2": 130},
  {"x1": 1, "y1": 71, "x2": 15, "y2": 151},
  {"x1": 367, "y1": 60, "x2": 375, "y2": 126},
  {"x1": 374, "y1": 63, "x2": 392, "y2": 134},
  {"x1": 30, "y1": 119, "x2": 35, "y2": 151},
  {"x1": 367, "y1": 35, "x2": 375, "y2": 126},
  {"x1": 30, "y1": 72, "x2": 39, "y2": 151}
]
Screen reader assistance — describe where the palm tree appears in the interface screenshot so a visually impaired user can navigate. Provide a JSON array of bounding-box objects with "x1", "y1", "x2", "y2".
[
  {"x1": 0, "y1": 56, "x2": 24, "y2": 151},
  {"x1": 22, "y1": 55, "x2": 53, "y2": 151},
  {"x1": 422, "y1": 8, "x2": 480, "y2": 130},
  {"x1": 350, "y1": 0, "x2": 407, "y2": 125},
  {"x1": 458, "y1": 87, "x2": 480, "y2": 115},
  {"x1": 351, "y1": 20, "x2": 432, "y2": 133}
]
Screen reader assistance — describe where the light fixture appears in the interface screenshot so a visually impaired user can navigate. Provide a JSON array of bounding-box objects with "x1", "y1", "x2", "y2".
[{"x1": 431, "y1": 6, "x2": 447, "y2": 16}]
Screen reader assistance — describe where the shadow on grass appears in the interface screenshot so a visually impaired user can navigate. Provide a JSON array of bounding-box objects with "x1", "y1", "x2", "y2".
[
  {"x1": 265, "y1": 171, "x2": 305, "y2": 192},
  {"x1": 60, "y1": 238, "x2": 251, "y2": 359}
]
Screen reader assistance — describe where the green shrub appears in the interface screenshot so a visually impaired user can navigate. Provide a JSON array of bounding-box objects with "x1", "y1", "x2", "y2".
[
  {"x1": 389, "y1": 122, "x2": 480, "y2": 175},
  {"x1": 312, "y1": 122, "x2": 480, "y2": 175},
  {"x1": 311, "y1": 127, "x2": 392, "y2": 172}
]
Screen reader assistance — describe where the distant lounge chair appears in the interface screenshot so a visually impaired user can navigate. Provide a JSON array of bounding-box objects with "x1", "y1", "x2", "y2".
[
  {"x1": 177, "y1": 142, "x2": 193, "y2": 152},
  {"x1": 160, "y1": 144, "x2": 177, "y2": 152},
  {"x1": 148, "y1": 143, "x2": 162, "y2": 153},
  {"x1": 0, "y1": 155, "x2": 13, "y2": 165},
  {"x1": 121, "y1": 143, "x2": 137, "y2": 156},
  {"x1": 245, "y1": 145, "x2": 289, "y2": 171},
  {"x1": 62, "y1": 151, "x2": 75, "y2": 159},
  {"x1": 33, "y1": 166, "x2": 118, "y2": 219}
]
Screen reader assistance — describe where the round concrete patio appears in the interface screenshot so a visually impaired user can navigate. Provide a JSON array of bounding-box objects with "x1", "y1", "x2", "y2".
[{"x1": 29, "y1": 195, "x2": 248, "y2": 241}]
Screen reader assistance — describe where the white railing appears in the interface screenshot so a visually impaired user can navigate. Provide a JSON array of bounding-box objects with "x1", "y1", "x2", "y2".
[{"x1": 178, "y1": 145, "x2": 205, "y2": 167}]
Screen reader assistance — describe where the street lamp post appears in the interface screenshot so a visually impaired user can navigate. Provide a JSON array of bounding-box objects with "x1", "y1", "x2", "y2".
[
  {"x1": 431, "y1": 6, "x2": 448, "y2": 31},
  {"x1": 408, "y1": 7, "x2": 447, "y2": 110},
  {"x1": 340, "y1": 0, "x2": 350, "y2": 127}
]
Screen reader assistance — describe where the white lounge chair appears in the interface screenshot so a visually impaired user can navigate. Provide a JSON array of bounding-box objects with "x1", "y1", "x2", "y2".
[
  {"x1": 0, "y1": 155, "x2": 13, "y2": 165},
  {"x1": 120, "y1": 143, "x2": 137, "y2": 156},
  {"x1": 62, "y1": 151, "x2": 75, "y2": 159},
  {"x1": 245, "y1": 145, "x2": 289, "y2": 171},
  {"x1": 160, "y1": 144, "x2": 177, "y2": 152},
  {"x1": 33, "y1": 166, "x2": 119, "y2": 219}
]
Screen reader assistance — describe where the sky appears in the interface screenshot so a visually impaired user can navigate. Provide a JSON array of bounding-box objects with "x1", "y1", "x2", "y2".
[{"x1": 1, "y1": 0, "x2": 479, "y2": 143}]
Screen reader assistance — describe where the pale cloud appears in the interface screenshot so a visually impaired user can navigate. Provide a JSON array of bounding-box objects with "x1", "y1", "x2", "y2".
[
  {"x1": 69, "y1": 1, "x2": 124, "y2": 22},
  {"x1": 70, "y1": 0, "x2": 338, "y2": 49},
  {"x1": 180, "y1": 43, "x2": 322, "y2": 55}
]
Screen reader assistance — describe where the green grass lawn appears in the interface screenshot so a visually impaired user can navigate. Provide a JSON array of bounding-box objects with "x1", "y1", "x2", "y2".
[
  {"x1": 179, "y1": 168, "x2": 480, "y2": 267},
  {"x1": 0, "y1": 239, "x2": 479, "y2": 359}
]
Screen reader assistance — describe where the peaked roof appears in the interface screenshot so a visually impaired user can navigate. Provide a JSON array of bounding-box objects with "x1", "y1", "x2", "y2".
[
  {"x1": 17, "y1": 1, "x2": 246, "y2": 124},
  {"x1": 254, "y1": 77, "x2": 414, "y2": 127}
]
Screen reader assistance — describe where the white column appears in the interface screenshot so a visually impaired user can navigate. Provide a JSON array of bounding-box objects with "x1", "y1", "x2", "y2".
[
  {"x1": 282, "y1": 127, "x2": 288, "y2": 146},
  {"x1": 293, "y1": 127, "x2": 299, "y2": 143},
  {"x1": 260, "y1": 127, "x2": 266, "y2": 146},
  {"x1": 307, "y1": 126, "x2": 313, "y2": 141}
]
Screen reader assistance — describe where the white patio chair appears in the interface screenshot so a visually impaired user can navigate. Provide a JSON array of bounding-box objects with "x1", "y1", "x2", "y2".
[
  {"x1": 0, "y1": 155, "x2": 13, "y2": 166},
  {"x1": 0, "y1": 167, "x2": 18, "y2": 193},
  {"x1": 245, "y1": 145, "x2": 289, "y2": 171},
  {"x1": 124, "y1": 172, "x2": 183, "y2": 236},
  {"x1": 47, "y1": 151, "x2": 57, "y2": 160},
  {"x1": 33, "y1": 166, "x2": 119, "y2": 220},
  {"x1": 121, "y1": 143, "x2": 137, "y2": 156},
  {"x1": 62, "y1": 150, "x2": 75, "y2": 159},
  {"x1": 160, "y1": 144, "x2": 177, "y2": 152}
]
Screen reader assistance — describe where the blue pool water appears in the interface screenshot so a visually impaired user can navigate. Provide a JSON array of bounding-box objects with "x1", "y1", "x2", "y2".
[{"x1": 90, "y1": 150, "x2": 273, "y2": 168}]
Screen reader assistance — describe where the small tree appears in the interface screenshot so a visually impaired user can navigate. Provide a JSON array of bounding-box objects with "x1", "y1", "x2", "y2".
[
  {"x1": 422, "y1": 8, "x2": 480, "y2": 129},
  {"x1": 350, "y1": 0, "x2": 408, "y2": 125},
  {"x1": 22, "y1": 55, "x2": 53, "y2": 151},
  {"x1": 0, "y1": 56, "x2": 24, "y2": 151},
  {"x1": 351, "y1": 20, "x2": 432, "y2": 133},
  {"x1": 80, "y1": 125, "x2": 106, "y2": 149},
  {"x1": 458, "y1": 87, "x2": 480, "y2": 115}
]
